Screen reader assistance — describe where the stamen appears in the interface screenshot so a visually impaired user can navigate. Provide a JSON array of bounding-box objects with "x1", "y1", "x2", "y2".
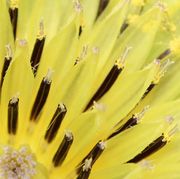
[
  {"x1": 153, "y1": 59, "x2": 174, "y2": 84},
  {"x1": 92, "y1": 101, "x2": 106, "y2": 111},
  {"x1": 133, "y1": 106, "x2": 149, "y2": 121},
  {"x1": 30, "y1": 21, "x2": 46, "y2": 76},
  {"x1": 157, "y1": 49, "x2": 171, "y2": 60},
  {"x1": 30, "y1": 70, "x2": 52, "y2": 121},
  {"x1": 79, "y1": 26, "x2": 83, "y2": 36},
  {"x1": 77, "y1": 141, "x2": 106, "y2": 175},
  {"x1": 0, "y1": 146, "x2": 36, "y2": 178},
  {"x1": 164, "y1": 124, "x2": 179, "y2": 142},
  {"x1": 1, "y1": 45, "x2": 13, "y2": 87},
  {"x1": 120, "y1": 20, "x2": 129, "y2": 34},
  {"x1": 96, "y1": 0, "x2": 109, "y2": 18},
  {"x1": 115, "y1": 47, "x2": 132, "y2": 69},
  {"x1": 84, "y1": 46, "x2": 132, "y2": 111},
  {"x1": 52, "y1": 131, "x2": 73, "y2": 167},
  {"x1": 127, "y1": 134, "x2": 167, "y2": 163},
  {"x1": 8, "y1": 0, "x2": 18, "y2": 39},
  {"x1": 108, "y1": 106, "x2": 149, "y2": 139},
  {"x1": 45, "y1": 104, "x2": 67, "y2": 143},
  {"x1": 8, "y1": 96, "x2": 19, "y2": 135},
  {"x1": 141, "y1": 83, "x2": 155, "y2": 99}
]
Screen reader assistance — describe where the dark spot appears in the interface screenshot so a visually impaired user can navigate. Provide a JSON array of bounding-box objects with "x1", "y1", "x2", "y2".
[
  {"x1": 9, "y1": 8, "x2": 18, "y2": 39},
  {"x1": 127, "y1": 135, "x2": 166, "y2": 163},
  {"x1": 30, "y1": 77, "x2": 51, "y2": 121},
  {"x1": 45, "y1": 104, "x2": 67, "y2": 143},
  {"x1": 84, "y1": 65, "x2": 123, "y2": 111},
  {"x1": 1, "y1": 57, "x2": 12, "y2": 88},
  {"x1": 108, "y1": 115, "x2": 138, "y2": 139},
  {"x1": 53, "y1": 132, "x2": 73, "y2": 167},
  {"x1": 157, "y1": 49, "x2": 171, "y2": 60},
  {"x1": 96, "y1": 0, "x2": 109, "y2": 18},
  {"x1": 76, "y1": 141, "x2": 105, "y2": 176},
  {"x1": 8, "y1": 98, "x2": 19, "y2": 134},
  {"x1": 30, "y1": 37, "x2": 45, "y2": 76}
]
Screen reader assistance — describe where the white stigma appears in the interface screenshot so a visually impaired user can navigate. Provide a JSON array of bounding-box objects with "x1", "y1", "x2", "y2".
[
  {"x1": 115, "y1": 46, "x2": 132, "y2": 69},
  {"x1": 154, "y1": 59, "x2": 174, "y2": 83},
  {"x1": 10, "y1": 93, "x2": 20, "y2": 104},
  {"x1": 98, "y1": 141, "x2": 106, "y2": 150},
  {"x1": 65, "y1": 131, "x2": 73, "y2": 141},
  {"x1": 0, "y1": 146, "x2": 37, "y2": 179},
  {"x1": 43, "y1": 69, "x2": 54, "y2": 84},
  {"x1": 5, "y1": 44, "x2": 13, "y2": 60},
  {"x1": 82, "y1": 158, "x2": 92, "y2": 172},
  {"x1": 134, "y1": 105, "x2": 150, "y2": 122},
  {"x1": 38, "y1": 19, "x2": 45, "y2": 39},
  {"x1": 93, "y1": 101, "x2": 106, "y2": 111}
]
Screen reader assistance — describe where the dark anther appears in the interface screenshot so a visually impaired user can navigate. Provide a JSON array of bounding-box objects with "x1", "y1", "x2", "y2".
[
  {"x1": 108, "y1": 115, "x2": 138, "y2": 139},
  {"x1": 76, "y1": 141, "x2": 105, "y2": 176},
  {"x1": 120, "y1": 21, "x2": 129, "y2": 34},
  {"x1": 45, "y1": 104, "x2": 67, "y2": 143},
  {"x1": 1, "y1": 57, "x2": 12, "y2": 88},
  {"x1": 9, "y1": 8, "x2": 18, "y2": 39},
  {"x1": 157, "y1": 49, "x2": 171, "y2": 60},
  {"x1": 8, "y1": 97, "x2": 19, "y2": 134},
  {"x1": 79, "y1": 26, "x2": 83, "y2": 37},
  {"x1": 53, "y1": 132, "x2": 73, "y2": 167},
  {"x1": 141, "y1": 83, "x2": 155, "y2": 99},
  {"x1": 96, "y1": 0, "x2": 109, "y2": 18},
  {"x1": 84, "y1": 65, "x2": 123, "y2": 111},
  {"x1": 127, "y1": 135, "x2": 166, "y2": 163},
  {"x1": 30, "y1": 76, "x2": 51, "y2": 121},
  {"x1": 30, "y1": 37, "x2": 45, "y2": 76}
]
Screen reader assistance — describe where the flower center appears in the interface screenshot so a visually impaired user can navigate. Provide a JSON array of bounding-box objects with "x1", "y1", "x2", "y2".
[{"x1": 0, "y1": 146, "x2": 37, "y2": 178}]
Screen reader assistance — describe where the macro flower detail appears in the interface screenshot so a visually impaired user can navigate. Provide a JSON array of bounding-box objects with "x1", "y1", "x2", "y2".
[{"x1": 0, "y1": 0, "x2": 180, "y2": 178}]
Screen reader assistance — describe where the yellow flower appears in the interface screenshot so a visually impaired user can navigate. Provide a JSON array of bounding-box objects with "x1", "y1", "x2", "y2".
[{"x1": 0, "y1": 0, "x2": 180, "y2": 178}]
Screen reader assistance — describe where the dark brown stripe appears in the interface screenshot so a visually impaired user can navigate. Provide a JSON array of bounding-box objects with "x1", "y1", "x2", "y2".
[
  {"x1": 45, "y1": 104, "x2": 67, "y2": 143},
  {"x1": 76, "y1": 141, "x2": 105, "y2": 175},
  {"x1": 120, "y1": 21, "x2": 129, "y2": 34},
  {"x1": 8, "y1": 98, "x2": 19, "y2": 134},
  {"x1": 127, "y1": 135, "x2": 166, "y2": 163},
  {"x1": 30, "y1": 77, "x2": 51, "y2": 121},
  {"x1": 84, "y1": 65, "x2": 123, "y2": 111},
  {"x1": 96, "y1": 0, "x2": 109, "y2": 18},
  {"x1": 53, "y1": 132, "x2": 73, "y2": 167},
  {"x1": 157, "y1": 49, "x2": 171, "y2": 60},
  {"x1": 79, "y1": 26, "x2": 82, "y2": 36},
  {"x1": 141, "y1": 83, "x2": 155, "y2": 99},
  {"x1": 108, "y1": 115, "x2": 138, "y2": 139},
  {"x1": 30, "y1": 37, "x2": 45, "y2": 76},
  {"x1": 1, "y1": 57, "x2": 12, "y2": 88},
  {"x1": 9, "y1": 8, "x2": 18, "y2": 39}
]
